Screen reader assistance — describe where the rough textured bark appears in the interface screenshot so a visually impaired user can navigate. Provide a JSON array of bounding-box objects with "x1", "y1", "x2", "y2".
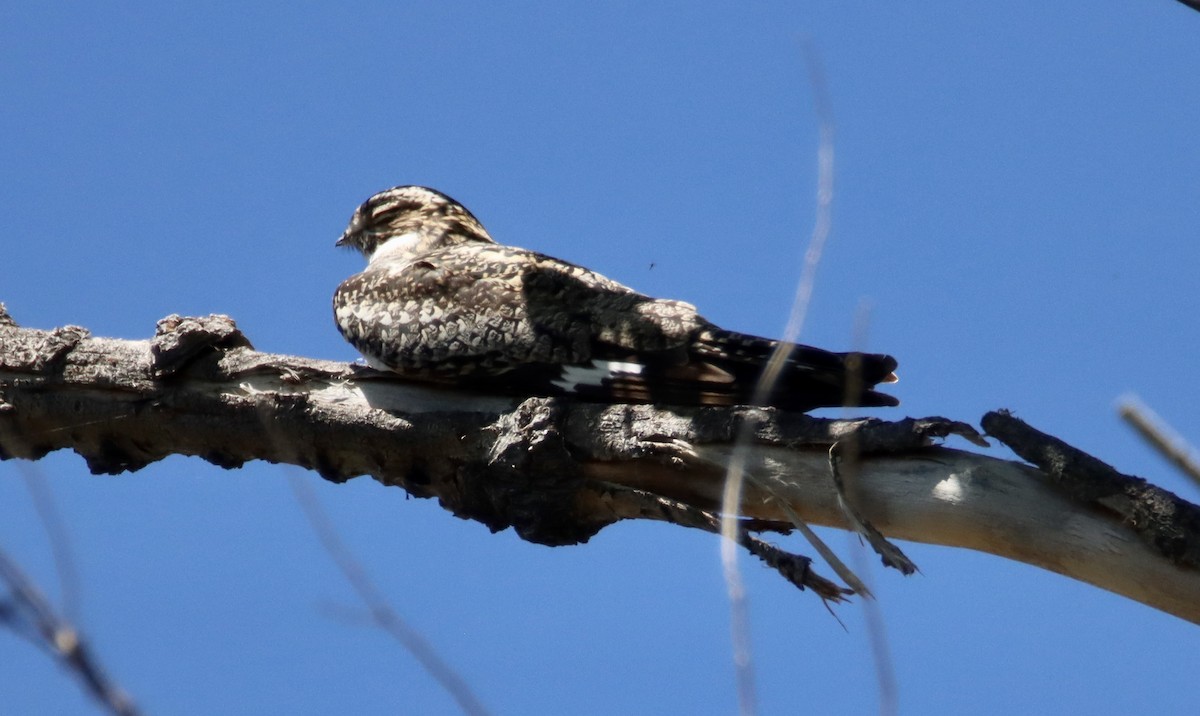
[{"x1": 2, "y1": 306, "x2": 1199, "y2": 622}]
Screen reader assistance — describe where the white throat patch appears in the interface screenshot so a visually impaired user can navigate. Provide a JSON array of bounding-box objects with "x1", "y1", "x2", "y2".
[{"x1": 369, "y1": 231, "x2": 423, "y2": 266}]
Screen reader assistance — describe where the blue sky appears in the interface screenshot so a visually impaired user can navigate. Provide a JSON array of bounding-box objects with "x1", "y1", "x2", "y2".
[{"x1": 3, "y1": 2, "x2": 1199, "y2": 713}]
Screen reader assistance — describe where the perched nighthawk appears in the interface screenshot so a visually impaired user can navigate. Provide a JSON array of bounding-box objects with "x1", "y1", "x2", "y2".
[{"x1": 333, "y1": 186, "x2": 898, "y2": 412}]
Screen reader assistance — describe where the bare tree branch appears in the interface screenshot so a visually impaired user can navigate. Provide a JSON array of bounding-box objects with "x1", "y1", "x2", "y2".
[
  {"x1": 2, "y1": 308, "x2": 1199, "y2": 624},
  {"x1": 983, "y1": 409, "x2": 1200, "y2": 569}
]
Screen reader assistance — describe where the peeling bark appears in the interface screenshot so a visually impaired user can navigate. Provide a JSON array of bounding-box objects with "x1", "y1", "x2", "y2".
[{"x1": 2, "y1": 306, "x2": 1199, "y2": 623}]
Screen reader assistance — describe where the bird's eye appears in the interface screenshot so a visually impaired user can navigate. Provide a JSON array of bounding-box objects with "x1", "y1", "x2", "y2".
[
  {"x1": 367, "y1": 208, "x2": 398, "y2": 227},
  {"x1": 368, "y1": 200, "x2": 422, "y2": 228}
]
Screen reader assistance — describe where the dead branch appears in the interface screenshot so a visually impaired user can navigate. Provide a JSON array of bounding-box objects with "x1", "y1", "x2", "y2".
[{"x1": 2, "y1": 307, "x2": 1199, "y2": 623}]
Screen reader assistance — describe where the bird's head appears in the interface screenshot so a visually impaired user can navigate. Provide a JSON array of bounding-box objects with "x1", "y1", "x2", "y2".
[{"x1": 336, "y1": 185, "x2": 494, "y2": 264}]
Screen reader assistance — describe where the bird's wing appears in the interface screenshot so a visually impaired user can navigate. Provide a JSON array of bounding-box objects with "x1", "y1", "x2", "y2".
[
  {"x1": 333, "y1": 243, "x2": 702, "y2": 380},
  {"x1": 519, "y1": 250, "x2": 704, "y2": 355},
  {"x1": 334, "y1": 243, "x2": 898, "y2": 409}
]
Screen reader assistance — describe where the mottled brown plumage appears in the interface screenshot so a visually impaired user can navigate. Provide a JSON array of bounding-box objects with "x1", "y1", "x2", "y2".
[{"x1": 334, "y1": 186, "x2": 898, "y2": 411}]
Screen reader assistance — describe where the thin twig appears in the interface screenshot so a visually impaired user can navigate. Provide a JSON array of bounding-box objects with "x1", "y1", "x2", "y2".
[
  {"x1": 17, "y1": 462, "x2": 82, "y2": 623},
  {"x1": 848, "y1": 301, "x2": 900, "y2": 716},
  {"x1": 718, "y1": 36, "x2": 841, "y2": 716},
  {"x1": 1118, "y1": 394, "x2": 1200, "y2": 488},
  {"x1": 828, "y1": 441, "x2": 917, "y2": 575},
  {"x1": 752, "y1": 474, "x2": 870, "y2": 597},
  {"x1": 847, "y1": 535, "x2": 899, "y2": 716},
  {"x1": 0, "y1": 546, "x2": 139, "y2": 716},
  {"x1": 718, "y1": 451, "x2": 758, "y2": 716},
  {"x1": 288, "y1": 476, "x2": 492, "y2": 716}
]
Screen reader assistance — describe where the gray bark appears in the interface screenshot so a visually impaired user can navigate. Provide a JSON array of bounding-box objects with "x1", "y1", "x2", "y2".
[{"x1": 2, "y1": 307, "x2": 1198, "y2": 622}]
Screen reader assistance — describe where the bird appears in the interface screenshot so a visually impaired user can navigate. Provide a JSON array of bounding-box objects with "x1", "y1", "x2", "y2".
[{"x1": 333, "y1": 186, "x2": 898, "y2": 412}]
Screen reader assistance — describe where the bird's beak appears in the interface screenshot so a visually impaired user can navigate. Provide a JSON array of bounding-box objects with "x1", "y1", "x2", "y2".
[{"x1": 337, "y1": 211, "x2": 364, "y2": 248}]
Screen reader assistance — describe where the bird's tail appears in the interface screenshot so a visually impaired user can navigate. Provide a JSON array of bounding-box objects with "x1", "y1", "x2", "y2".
[
  {"x1": 689, "y1": 328, "x2": 899, "y2": 411},
  {"x1": 477, "y1": 328, "x2": 898, "y2": 412}
]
